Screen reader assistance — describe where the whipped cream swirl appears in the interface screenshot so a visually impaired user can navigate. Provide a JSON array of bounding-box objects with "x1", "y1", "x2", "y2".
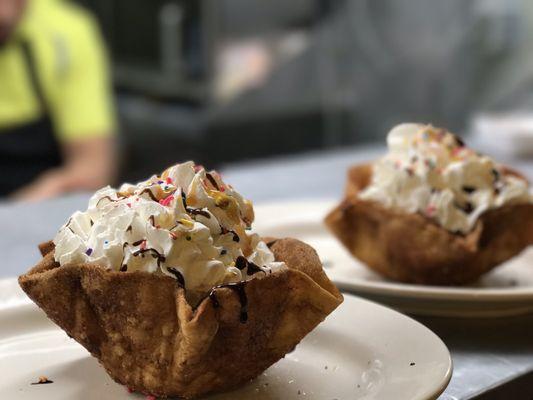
[
  {"x1": 53, "y1": 162, "x2": 285, "y2": 293},
  {"x1": 360, "y1": 123, "x2": 532, "y2": 233}
]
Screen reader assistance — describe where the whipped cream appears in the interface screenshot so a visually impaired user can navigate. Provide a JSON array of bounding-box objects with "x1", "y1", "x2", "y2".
[
  {"x1": 53, "y1": 162, "x2": 286, "y2": 293},
  {"x1": 359, "y1": 123, "x2": 532, "y2": 233}
]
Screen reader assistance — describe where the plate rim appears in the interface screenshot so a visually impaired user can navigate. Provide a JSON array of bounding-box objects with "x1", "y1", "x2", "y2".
[{"x1": 0, "y1": 279, "x2": 452, "y2": 400}]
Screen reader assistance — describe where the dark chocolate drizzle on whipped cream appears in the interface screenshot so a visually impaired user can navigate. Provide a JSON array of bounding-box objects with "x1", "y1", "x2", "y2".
[
  {"x1": 167, "y1": 267, "x2": 186, "y2": 287},
  {"x1": 221, "y1": 227, "x2": 240, "y2": 242},
  {"x1": 180, "y1": 190, "x2": 188, "y2": 209},
  {"x1": 138, "y1": 188, "x2": 159, "y2": 202},
  {"x1": 96, "y1": 194, "x2": 126, "y2": 207},
  {"x1": 118, "y1": 241, "x2": 166, "y2": 271},
  {"x1": 132, "y1": 248, "x2": 166, "y2": 266},
  {"x1": 118, "y1": 242, "x2": 130, "y2": 271},
  {"x1": 235, "y1": 255, "x2": 263, "y2": 276},
  {"x1": 209, "y1": 281, "x2": 248, "y2": 323},
  {"x1": 180, "y1": 190, "x2": 211, "y2": 219},
  {"x1": 454, "y1": 201, "x2": 474, "y2": 214},
  {"x1": 188, "y1": 208, "x2": 211, "y2": 219},
  {"x1": 206, "y1": 172, "x2": 220, "y2": 190}
]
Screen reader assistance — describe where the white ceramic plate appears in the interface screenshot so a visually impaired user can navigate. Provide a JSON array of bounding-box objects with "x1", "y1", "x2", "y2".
[
  {"x1": 254, "y1": 200, "x2": 533, "y2": 317},
  {"x1": 0, "y1": 279, "x2": 451, "y2": 400}
]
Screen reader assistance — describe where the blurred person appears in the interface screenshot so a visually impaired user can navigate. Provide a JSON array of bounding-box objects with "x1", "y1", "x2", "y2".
[{"x1": 0, "y1": 0, "x2": 116, "y2": 201}]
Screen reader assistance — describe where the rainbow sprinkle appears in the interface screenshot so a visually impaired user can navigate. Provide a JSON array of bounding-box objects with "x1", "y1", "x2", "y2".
[
  {"x1": 425, "y1": 205, "x2": 436, "y2": 216},
  {"x1": 159, "y1": 195, "x2": 174, "y2": 207}
]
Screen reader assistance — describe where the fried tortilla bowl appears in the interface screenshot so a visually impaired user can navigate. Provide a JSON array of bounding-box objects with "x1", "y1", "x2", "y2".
[
  {"x1": 325, "y1": 164, "x2": 533, "y2": 286},
  {"x1": 19, "y1": 238, "x2": 342, "y2": 399}
]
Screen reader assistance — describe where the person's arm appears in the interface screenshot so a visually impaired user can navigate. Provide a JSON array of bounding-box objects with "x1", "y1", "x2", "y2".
[
  {"x1": 12, "y1": 7, "x2": 117, "y2": 202},
  {"x1": 11, "y1": 135, "x2": 116, "y2": 202}
]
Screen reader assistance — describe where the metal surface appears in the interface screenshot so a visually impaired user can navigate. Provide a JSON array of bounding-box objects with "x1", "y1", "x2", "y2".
[{"x1": 0, "y1": 144, "x2": 532, "y2": 399}]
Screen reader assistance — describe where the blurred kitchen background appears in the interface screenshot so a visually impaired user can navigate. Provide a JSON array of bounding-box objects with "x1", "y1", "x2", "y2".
[{"x1": 21, "y1": 0, "x2": 533, "y2": 182}]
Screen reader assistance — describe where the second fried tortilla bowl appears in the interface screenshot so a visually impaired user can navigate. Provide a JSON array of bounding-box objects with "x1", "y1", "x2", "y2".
[
  {"x1": 19, "y1": 161, "x2": 342, "y2": 399},
  {"x1": 325, "y1": 123, "x2": 533, "y2": 286}
]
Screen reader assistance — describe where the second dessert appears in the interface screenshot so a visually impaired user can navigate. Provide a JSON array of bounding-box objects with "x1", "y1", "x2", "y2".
[{"x1": 326, "y1": 123, "x2": 533, "y2": 285}]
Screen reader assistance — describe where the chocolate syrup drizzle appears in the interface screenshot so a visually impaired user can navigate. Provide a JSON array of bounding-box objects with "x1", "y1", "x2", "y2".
[
  {"x1": 208, "y1": 281, "x2": 248, "y2": 323},
  {"x1": 180, "y1": 190, "x2": 211, "y2": 219},
  {"x1": 235, "y1": 255, "x2": 263, "y2": 276},
  {"x1": 180, "y1": 190, "x2": 188, "y2": 209},
  {"x1": 454, "y1": 134, "x2": 465, "y2": 147},
  {"x1": 492, "y1": 168, "x2": 500, "y2": 182},
  {"x1": 167, "y1": 267, "x2": 185, "y2": 287},
  {"x1": 64, "y1": 217, "x2": 76, "y2": 234},
  {"x1": 454, "y1": 201, "x2": 474, "y2": 214},
  {"x1": 206, "y1": 173, "x2": 220, "y2": 190},
  {"x1": 96, "y1": 194, "x2": 126, "y2": 207},
  {"x1": 118, "y1": 241, "x2": 166, "y2": 271},
  {"x1": 221, "y1": 227, "x2": 240, "y2": 242},
  {"x1": 118, "y1": 242, "x2": 130, "y2": 271},
  {"x1": 188, "y1": 208, "x2": 211, "y2": 219},
  {"x1": 131, "y1": 248, "x2": 166, "y2": 266},
  {"x1": 138, "y1": 188, "x2": 159, "y2": 202},
  {"x1": 462, "y1": 186, "x2": 476, "y2": 194}
]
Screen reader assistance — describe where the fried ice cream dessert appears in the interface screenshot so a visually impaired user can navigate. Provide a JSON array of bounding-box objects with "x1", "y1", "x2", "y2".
[
  {"x1": 325, "y1": 123, "x2": 533, "y2": 285},
  {"x1": 19, "y1": 161, "x2": 343, "y2": 399}
]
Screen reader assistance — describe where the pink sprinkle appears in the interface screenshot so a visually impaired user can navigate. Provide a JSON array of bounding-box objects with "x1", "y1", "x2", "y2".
[
  {"x1": 165, "y1": 177, "x2": 173, "y2": 184},
  {"x1": 451, "y1": 147, "x2": 466, "y2": 158},
  {"x1": 159, "y1": 195, "x2": 174, "y2": 206},
  {"x1": 146, "y1": 396, "x2": 157, "y2": 400},
  {"x1": 426, "y1": 205, "x2": 436, "y2": 216},
  {"x1": 220, "y1": 187, "x2": 225, "y2": 192},
  {"x1": 194, "y1": 164, "x2": 204, "y2": 172},
  {"x1": 127, "y1": 203, "x2": 131, "y2": 208}
]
